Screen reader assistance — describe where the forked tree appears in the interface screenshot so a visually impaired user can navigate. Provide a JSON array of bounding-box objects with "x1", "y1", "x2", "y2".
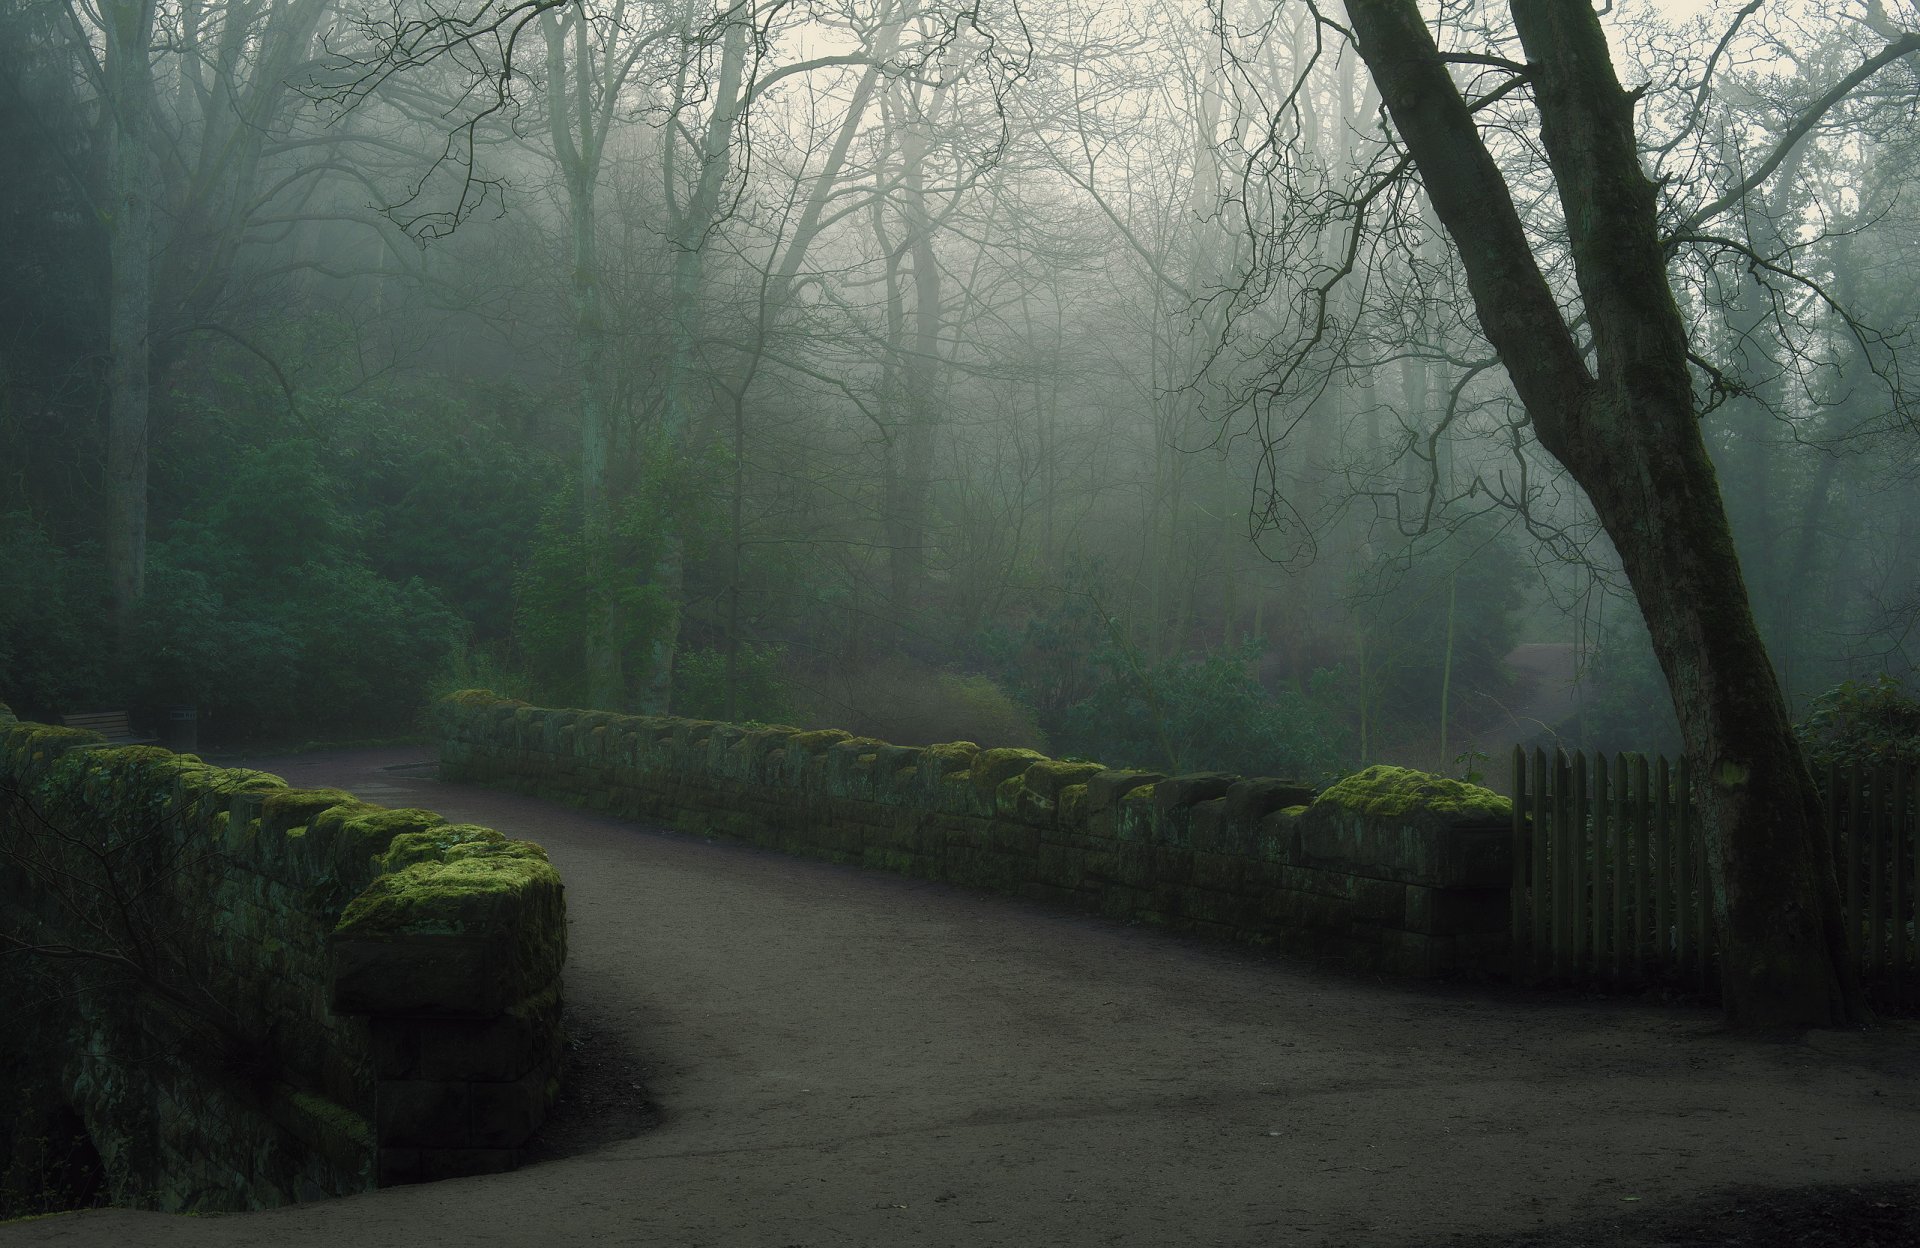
[{"x1": 1281, "y1": 0, "x2": 1920, "y2": 1027}]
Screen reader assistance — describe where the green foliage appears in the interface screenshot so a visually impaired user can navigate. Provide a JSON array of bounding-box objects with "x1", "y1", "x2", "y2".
[
  {"x1": 795, "y1": 661, "x2": 1048, "y2": 749},
  {"x1": 671, "y1": 644, "x2": 794, "y2": 723},
  {"x1": 1795, "y1": 674, "x2": 1920, "y2": 774},
  {"x1": 121, "y1": 433, "x2": 465, "y2": 739},
  {"x1": 973, "y1": 566, "x2": 1107, "y2": 726},
  {"x1": 1572, "y1": 611, "x2": 1684, "y2": 757},
  {"x1": 0, "y1": 513, "x2": 108, "y2": 717},
  {"x1": 1055, "y1": 645, "x2": 1348, "y2": 779},
  {"x1": 514, "y1": 435, "x2": 725, "y2": 709},
  {"x1": 132, "y1": 532, "x2": 460, "y2": 738},
  {"x1": 1349, "y1": 518, "x2": 1527, "y2": 715},
  {"x1": 512, "y1": 487, "x2": 673, "y2": 708},
  {"x1": 429, "y1": 639, "x2": 532, "y2": 705}
]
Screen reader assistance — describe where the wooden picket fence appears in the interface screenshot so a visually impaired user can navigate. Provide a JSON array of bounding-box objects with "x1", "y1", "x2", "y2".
[{"x1": 1509, "y1": 748, "x2": 1920, "y2": 1009}]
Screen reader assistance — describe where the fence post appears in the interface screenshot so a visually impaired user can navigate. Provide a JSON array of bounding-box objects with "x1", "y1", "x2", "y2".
[
  {"x1": 1909, "y1": 764, "x2": 1918, "y2": 1010},
  {"x1": 1593, "y1": 753, "x2": 1611, "y2": 977},
  {"x1": 1572, "y1": 752, "x2": 1590, "y2": 974},
  {"x1": 1553, "y1": 749, "x2": 1572, "y2": 979},
  {"x1": 1647, "y1": 755, "x2": 1663, "y2": 968},
  {"x1": 1511, "y1": 745, "x2": 1529, "y2": 979},
  {"x1": 1893, "y1": 764, "x2": 1910, "y2": 1009},
  {"x1": 1847, "y1": 763, "x2": 1864, "y2": 955},
  {"x1": 1532, "y1": 748, "x2": 1550, "y2": 980},
  {"x1": 1627, "y1": 753, "x2": 1644, "y2": 978},
  {"x1": 1872, "y1": 765, "x2": 1889, "y2": 983}
]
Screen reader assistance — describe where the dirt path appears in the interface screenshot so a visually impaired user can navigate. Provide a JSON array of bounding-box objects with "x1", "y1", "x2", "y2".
[{"x1": 9, "y1": 749, "x2": 1918, "y2": 1247}]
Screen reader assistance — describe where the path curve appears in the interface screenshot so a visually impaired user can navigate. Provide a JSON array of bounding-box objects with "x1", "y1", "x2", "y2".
[{"x1": 9, "y1": 748, "x2": 1918, "y2": 1247}]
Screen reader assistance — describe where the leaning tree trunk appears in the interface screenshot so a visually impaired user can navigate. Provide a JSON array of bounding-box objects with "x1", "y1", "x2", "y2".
[{"x1": 1342, "y1": 0, "x2": 1863, "y2": 1027}]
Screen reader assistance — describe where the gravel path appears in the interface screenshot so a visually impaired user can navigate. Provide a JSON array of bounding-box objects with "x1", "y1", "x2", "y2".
[{"x1": 7, "y1": 748, "x2": 1917, "y2": 1247}]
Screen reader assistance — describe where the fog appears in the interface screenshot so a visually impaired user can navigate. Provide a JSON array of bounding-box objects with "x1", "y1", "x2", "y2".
[{"x1": 5, "y1": 0, "x2": 1918, "y2": 781}]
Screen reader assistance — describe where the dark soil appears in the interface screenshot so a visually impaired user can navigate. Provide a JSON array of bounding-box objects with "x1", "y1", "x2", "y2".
[
  {"x1": 1426, "y1": 1182, "x2": 1920, "y2": 1248},
  {"x1": 519, "y1": 996, "x2": 663, "y2": 1162}
]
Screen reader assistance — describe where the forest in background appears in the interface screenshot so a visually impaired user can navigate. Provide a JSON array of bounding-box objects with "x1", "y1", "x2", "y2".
[{"x1": 3, "y1": 0, "x2": 1919, "y2": 781}]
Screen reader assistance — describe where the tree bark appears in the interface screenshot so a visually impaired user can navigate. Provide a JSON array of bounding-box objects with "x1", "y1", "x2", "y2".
[
  {"x1": 545, "y1": 8, "x2": 624, "y2": 708},
  {"x1": 1341, "y1": 0, "x2": 1863, "y2": 1027},
  {"x1": 103, "y1": 0, "x2": 158, "y2": 653}
]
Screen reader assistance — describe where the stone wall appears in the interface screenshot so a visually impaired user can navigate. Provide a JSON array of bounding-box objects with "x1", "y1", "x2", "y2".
[
  {"x1": 436, "y1": 689, "x2": 1514, "y2": 978},
  {"x1": 0, "y1": 706, "x2": 567, "y2": 1215}
]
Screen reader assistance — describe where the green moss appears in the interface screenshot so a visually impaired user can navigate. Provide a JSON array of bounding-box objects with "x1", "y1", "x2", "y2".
[
  {"x1": 305, "y1": 801, "x2": 446, "y2": 862},
  {"x1": 338, "y1": 849, "x2": 558, "y2": 936},
  {"x1": 378, "y1": 824, "x2": 509, "y2": 873},
  {"x1": 261, "y1": 788, "x2": 358, "y2": 836},
  {"x1": 1314, "y1": 764, "x2": 1511, "y2": 820},
  {"x1": 1022, "y1": 759, "x2": 1105, "y2": 800},
  {"x1": 441, "y1": 688, "x2": 521, "y2": 709},
  {"x1": 336, "y1": 843, "x2": 566, "y2": 999},
  {"x1": 286, "y1": 1089, "x2": 373, "y2": 1150},
  {"x1": 1279, "y1": 804, "x2": 1309, "y2": 817},
  {"x1": 789, "y1": 729, "x2": 853, "y2": 753}
]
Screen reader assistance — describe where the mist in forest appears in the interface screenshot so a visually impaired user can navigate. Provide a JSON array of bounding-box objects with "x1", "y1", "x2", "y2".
[{"x1": 4, "y1": 0, "x2": 1918, "y2": 785}]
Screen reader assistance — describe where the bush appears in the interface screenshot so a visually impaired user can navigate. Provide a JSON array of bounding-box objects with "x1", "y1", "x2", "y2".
[
  {"x1": 1054, "y1": 645, "x2": 1347, "y2": 779},
  {"x1": 129, "y1": 540, "x2": 460, "y2": 739},
  {"x1": 671, "y1": 644, "x2": 794, "y2": 724},
  {"x1": 792, "y1": 661, "x2": 1048, "y2": 749},
  {"x1": 0, "y1": 512, "x2": 108, "y2": 718},
  {"x1": 1796, "y1": 674, "x2": 1920, "y2": 775}
]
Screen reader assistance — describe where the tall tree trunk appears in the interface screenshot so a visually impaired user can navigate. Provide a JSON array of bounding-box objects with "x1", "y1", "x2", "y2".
[
  {"x1": 103, "y1": 0, "x2": 158, "y2": 653},
  {"x1": 891, "y1": 108, "x2": 942, "y2": 629},
  {"x1": 1342, "y1": 0, "x2": 1863, "y2": 1027},
  {"x1": 546, "y1": 9, "x2": 624, "y2": 708},
  {"x1": 642, "y1": 11, "x2": 750, "y2": 714}
]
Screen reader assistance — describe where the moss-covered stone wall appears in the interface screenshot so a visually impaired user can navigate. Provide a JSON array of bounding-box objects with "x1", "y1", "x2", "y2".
[
  {"x1": 436, "y1": 690, "x2": 1513, "y2": 978},
  {"x1": 0, "y1": 704, "x2": 567, "y2": 1215}
]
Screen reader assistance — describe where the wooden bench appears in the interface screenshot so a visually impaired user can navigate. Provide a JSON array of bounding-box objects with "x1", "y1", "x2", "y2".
[{"x1": 60, "y1": 711, "x2": 159, "y2": 746}]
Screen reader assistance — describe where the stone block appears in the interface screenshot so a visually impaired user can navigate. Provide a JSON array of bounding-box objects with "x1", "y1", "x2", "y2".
[
  {"x1": 1223, "y1": 778, "x2": 1318, "y2": 821},
  {"x1": 372, "y1": 988, "x2": 560, "y2": 1082},
  {"x1": 937, "y1": 772, "x2": 981, "y2": 816},
  {"x1": 1114, "y1": 786, "x2": 1158, "y2": 842},
  {"x1": 1403, "y1": 885, "x2": 1510, "y2": 936},
  {"x1": 1022, "y1": 759, "x2": 1105, "y2": 802},
  {"x1": 1036, "y1": 841, "x2": 1087, "y2": 889},
  {"x1": 1153, "y1": 772, "x2": 1238, "y2": 813},
  {"x1": 1350, "y1": 876, "x2": 1408, "y2": 927},
  {"x1": 331, "y1": 845, "x2": 565, "y2": 1017},
  {"x1": 1188, "y1": 798, "x2": 1228, "y2": 852},
  {"x1": 1057, "y1": 784, "x2": 1088, "y2": 830},
  {"x1": 1297, "y1": 805, "x2": 1511, "y2": 888},
  {"x1": 1190, "y1": 849, "x2": 1248, "y2": 893},
  {"x1": 969, "y1": 748, "x2": 1051, "y2": 808},
  {"x1": 470, "y1": 1066, "x2": 555, "y2": 1149},
  {"x1": 984, "y1": 820, "x2": 1038, "y2": 856},
  {"x1": 377, "y1": 1079, "x2": 470, "y2": 1148},
  {"x1": 1085, "y1": 770, "x2": 1162, "y2": 812}
]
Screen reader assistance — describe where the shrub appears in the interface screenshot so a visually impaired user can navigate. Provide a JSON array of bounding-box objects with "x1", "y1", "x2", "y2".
[
  {"x1": 792, "y1": 661, "x2": 1048, "y2": 749},
  {"x1": 0, "y1": 512, "x2": 108, "y2": 718},
  {"x1": 671, "y1": 644, "x2": 794, "y2": 724},
  {"x1": 1054, "y1": 645, "x2": 1347, "y2": 779},
  {"x1": 1796, "y1": 674, "x2": 1920, "y2": 775}
]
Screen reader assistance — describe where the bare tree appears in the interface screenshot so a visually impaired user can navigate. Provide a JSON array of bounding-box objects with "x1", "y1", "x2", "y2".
[{"x1": 1221, "y1": 0, "x2": 1920, "y2": 1026}]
